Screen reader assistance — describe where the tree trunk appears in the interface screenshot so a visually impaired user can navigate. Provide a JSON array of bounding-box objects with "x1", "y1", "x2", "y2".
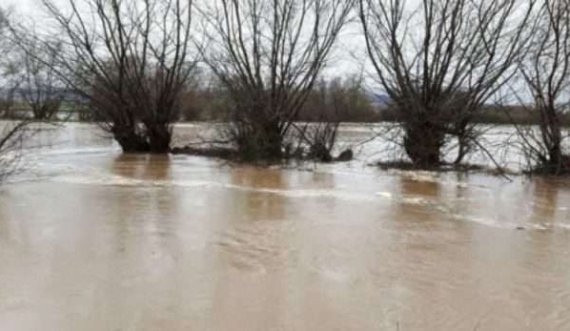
[
  {"x1": 147, "y1": 124, "x2": 172, "y2": 153},
  {"x1": 236, "y1": 120, "x2": 283, "y2": 160},
  {"x1": 112, "y1": 126, "x2": 150, "y2": 153},
  {"x1": 403, "y1": 121, "x2": 444, "y2": 168},
  {"x1": 542, "y1": 106, "x2": 564, "y2": 173}
]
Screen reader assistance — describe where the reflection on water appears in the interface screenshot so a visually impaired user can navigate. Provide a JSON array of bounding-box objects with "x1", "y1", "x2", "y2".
[
  {"x1": 399, "y1": 176, "x2": 441, "y2": 197},
  {"x1": 229, "y1": 167, "x2": 287, "y2": 222},
  {"x1": 530, "y1": 178, "x2": 568, "y2": 225},
  {"x1": 0, "y1": 123, "x2": 569, "y2": 330},
  {"x1": 111, "y1": 154, "x2": 172, "y2": 181}
]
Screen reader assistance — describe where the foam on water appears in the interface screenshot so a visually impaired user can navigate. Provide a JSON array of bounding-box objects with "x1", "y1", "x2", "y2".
[{"x1": 52, "y1": 172, "x2": 383, "y2": 202}]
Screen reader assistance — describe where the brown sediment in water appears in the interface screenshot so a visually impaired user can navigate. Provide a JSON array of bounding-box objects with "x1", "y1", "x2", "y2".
[{"x1": 0, "y1": 123, "x2": 569, "y2": 330}]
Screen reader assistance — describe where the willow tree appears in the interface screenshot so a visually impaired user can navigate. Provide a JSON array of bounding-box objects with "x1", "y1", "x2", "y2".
[
  {"x1": 516, "y1": 0, "x2": 570, "y2": 174},
  {"x1": 23, "y1": 0, "x2": 196, "y2": 152},
  {"x1": 0, "y1": 7, "x2": 18, "y2": 118},
  {"x1": 200, "y1": 0, "x2": 354, "y2": 160},
  {"x1": 14, "y1": 39, "x2": 65, "y2": 121},
  {"x1": 358, "y1": 0, "x2": 533, "y2": 168},
  {"x1": 0, "y1": 8, "x2": 34, "y2": 182}
]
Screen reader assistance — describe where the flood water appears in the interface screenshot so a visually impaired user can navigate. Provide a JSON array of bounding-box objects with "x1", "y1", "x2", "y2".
[{"x1": 1, "y1": 123, "x2": 570, "y2": 330}]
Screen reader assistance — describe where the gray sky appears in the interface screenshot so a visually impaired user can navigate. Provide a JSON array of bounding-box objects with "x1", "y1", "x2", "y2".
[
  {"x1": 3, "y1": 0, "x2": 366, "y2": 80},
  {"x1": 4, "y1": 0, "x2": 36, "y2": 13},
  {"x1": 1, "y1": 0, "x2": 536, "y2": 104}
]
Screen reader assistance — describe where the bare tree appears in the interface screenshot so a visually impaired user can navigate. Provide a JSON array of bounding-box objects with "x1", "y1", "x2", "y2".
[
  {"x1": 178, "y1": 69, "x2": 232, "y2": 121},
  {"x1": 16, "y1": 0, "x2": 197, "y2": 153},
  {"x1": 0, "y1": 81, "x2": 18, "y2": 119},
  {"x1": 199, "y1": 0, "x2": 354, "y2": 160},
  {"x1": 292, "y1": 76, "x2": 372, "y2": 161},
  {"x1": 299, "y1": 76, "x2": 377, "y2": 122},
  {"x1": 358, "y1": 0, "x2": 533, "y2": 169},
  {"x1": 0, "y1": 8, "x2": 34, "y2": 182},
  {"x1": 0, "y1": 121, "x2": 34, "y2": 182},
  {"x1": 515, "y1": 0, "x2": 570, "y2": 174},
  {"x1": 15, "y1": 39, "x2": 65, "y2": 121},
  {"x1": 0, "y1": 7, "x2": 18, "y2": 119}
]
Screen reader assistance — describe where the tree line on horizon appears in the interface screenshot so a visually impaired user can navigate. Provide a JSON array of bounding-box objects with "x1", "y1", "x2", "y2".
[{"x1": 0, "y1": 0, "x2": 569, "y2": 176}]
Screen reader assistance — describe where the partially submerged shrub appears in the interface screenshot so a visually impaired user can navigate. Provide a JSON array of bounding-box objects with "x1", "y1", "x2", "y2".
[{"x1": 201, "y1": 0, "x2": 354, "y2": 160}]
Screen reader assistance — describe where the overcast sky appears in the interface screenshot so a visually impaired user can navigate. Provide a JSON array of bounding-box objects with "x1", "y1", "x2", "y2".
[
  {"x1": 3, "y1": 0, "x2": 365, "y2": 78},
  {"x1": 1, "y1": 0, "x2": 535, "y2": 104},
  {"x1": 5, "y1": 0, "x2": 36, "y2": 13}
]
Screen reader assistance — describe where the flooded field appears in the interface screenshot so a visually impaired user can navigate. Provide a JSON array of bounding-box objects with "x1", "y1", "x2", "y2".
[{"x1": 0, "y1": 123, "x2": 570, "y2": 330}]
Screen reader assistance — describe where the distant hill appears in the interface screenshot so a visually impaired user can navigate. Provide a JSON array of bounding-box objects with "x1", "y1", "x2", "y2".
[
  {"x1": 370, "y1": 93, "x2": 390, "y2": 107},
  {"x1": 367, "y1": 92, "x2": 390, "y2": 108}
]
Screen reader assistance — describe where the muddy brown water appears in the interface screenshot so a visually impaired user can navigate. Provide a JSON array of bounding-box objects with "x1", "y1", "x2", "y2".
[{"x1": 0, "y1": 123, "x2": 569, "y2": 330}]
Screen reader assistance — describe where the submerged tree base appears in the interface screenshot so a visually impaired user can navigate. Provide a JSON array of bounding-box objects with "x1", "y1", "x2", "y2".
[
  {"x1": 113, "y1": 129, "x2": 173, "y2": 154},
  {"x1": 525, "y1": 155, "x2": 570, "y2": 176},
  {"x1": 171, "y1": 144, "x2": 353, "y2": 164},
  {"x1": 375, "y1": 160, "x2": 514, "y2": 176},
  {"x1": 171, "y1": 146, "x2": 238, "y2": 159}
]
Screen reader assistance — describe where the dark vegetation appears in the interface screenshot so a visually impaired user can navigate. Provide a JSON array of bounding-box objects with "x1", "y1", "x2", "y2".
[
  {"x1": 513, "y1": 0, "x2": 570, "y2": 174},
  {"x1": 12, "y1": 0, "x2": 197, "y2": 153},
  {"x1": 358, "y1": 0, "x2": 533, "y2": 168},
  {"x1": 0, "y1": 8, "x2": 35, "y2": 182},
  {"x1": 378, "y1": 104, "x2": 570, "y2": 127},
  {"x1": 0, "y1": 0, "x2": 570, "y2": 177},
  {"x1": 198, "y1": 0, "x2": 354, "y2": 161}
]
